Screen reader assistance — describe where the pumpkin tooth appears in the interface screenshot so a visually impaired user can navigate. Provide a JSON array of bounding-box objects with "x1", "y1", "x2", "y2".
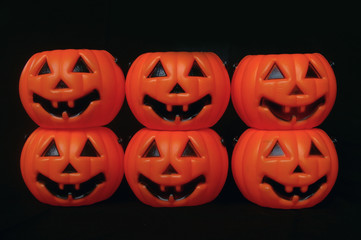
[
  {"x1": 75, "y1": 183, "x2": 80, "y2": 190},
  {"x1": 160, "y1": 185, "x2": 166, "y2": 192},
  {"x1": 183, "y1": 104, "x2": 189, "y2": 112},
  {"x1": 301, "y1": 186, "x2": 308, "y2": 193},
  {"x1": 58, "y1": 183, "x2": 64, "y2": 190},
  {"x1": 166, "y1": 104, "x2": 172, "y2": 112},
  {"x1": 299, "y1": 105, "x2": 306, "y2": 113},
  {"x1": 168, "y1": 194, "x2": 175, "y2": 202},
  {"x1": 62, "y1": 111, "x2": 69, "y2": 119},
  {"x1": 292, "y1": 195, "x2": 300, "y2": 203},
  {"x1": 285, "y1": 186, "x2": 293, "y2": 193},
  {"x1": 175, "y1": 115, "x2": 181, "y2": 123},
  {"x1": 68, "y1": 100, "x2": 75, "y2": 108},
  {"x1": 291, "y1": 115, "x2": 297, "y2": 123},
  {"x1": 283, "y1": 106, "x2": 291, "y2": 113},
  {"x1": 51, "y1": 101, "x2": 58, "y2": 108},
  {"x1": 176, "y1": 185, "x2": 182, "y2": 192}
]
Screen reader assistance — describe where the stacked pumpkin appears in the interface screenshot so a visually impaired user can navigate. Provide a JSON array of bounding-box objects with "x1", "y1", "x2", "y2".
[
  {"x1": 125, "y1": 52, "x2": 230, "y2": 207},
  {"x1": 231, "y1": 54, "x2": 338, "y2": 209},
  {"x1": 19, "y1": 50, "x2": 126, "y2": 206}
]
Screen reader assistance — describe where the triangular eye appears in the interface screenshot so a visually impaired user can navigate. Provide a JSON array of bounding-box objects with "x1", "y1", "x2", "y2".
[
  {"x1": 142, "y1": 140, "x2": 160, "y2": 157},
  {"x1": 305, "y1": 63, "x2": 321, "y2": 78},
  {"x1": 148, "y1": 61, "x2": 167, "y2": 78},
  {"x1": 42, "y1": 140, "x2": 60, "y2": 156},
  {"x1": 309, "y1": 141, "x2": 324, "y2": 156},
  {"x1": 80, "y1": 139, "x2": 100, "y2": 157},
  {"x1": 72, "y1": 57, "x2": 92, "y2": 73},
  {"x1": 267, "y1": 141, "x2": 285, "y2": 157},
  {"x1": 188, "y1": 61, "x2": 206, "y2": 77},
  {"x1": 265, "y1": 63, "x2": 285, "y2": 80},
  {"x1": 38, "y1": 60, "x2": 51, "y2": 75},
  {"x1": 181, "y1": 141, "x2": 200, "y2": 157}
]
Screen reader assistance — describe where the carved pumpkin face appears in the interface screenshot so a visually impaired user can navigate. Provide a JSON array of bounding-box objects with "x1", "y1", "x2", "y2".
[
  {"x1": 232, "y1": 128, "x2": 338, "y2": 209},
  {"x1": 124, "y1": 128, "x2": 228, "y2": 207},
  {"x1": 231, "y1": 53, "x2": 336, "y2": 129},
  {"x1": 125, "y1": 52, "x2": 230, "y2": 130},
  {"x1": 21, "y1": 127, "x2": 124, "y2": 206},
  {"x1": 19, "y1": 49, "x2": 125, "y2": 128}
]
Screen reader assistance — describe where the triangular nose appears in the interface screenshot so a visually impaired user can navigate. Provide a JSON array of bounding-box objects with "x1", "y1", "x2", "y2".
[
  {"x1": 162, "y1": 164, "x2": 178, "y2": 175},
  {"x1": 55, "y1": 80, "x2": 70, "y2": 89},
  {"x1": 62, "y1": 163, "x2": 78, "y2": 173},
  {"x1": 293, "y1": 165, "x2": 304, "y2": 173},
  {"x1": 170, "y1": 83, "x2": 185, "y2": 94},
  {"x1": 289, "y1": 85, "x2": 304, "y2": 95}
]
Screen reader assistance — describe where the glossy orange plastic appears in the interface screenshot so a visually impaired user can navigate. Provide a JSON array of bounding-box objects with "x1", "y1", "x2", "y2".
[
  {"x1": 124, "y1": 128, "x2": 228, "y2": 207},
  {"x1": 231, "y1": 53, "x2": 336, "y2": 129},
  {"x1": 232, "y1": 128, "x2": 338, "y2": 209},
  {"x1": 125, "y1": 52, "x2": 230, "y2": 130},
  {"x1": 19, "y1": 49, "x2": 125, "y2": 128},
  {"x1": 21, "y1": 127, "x2": 124, "y2": 206}
]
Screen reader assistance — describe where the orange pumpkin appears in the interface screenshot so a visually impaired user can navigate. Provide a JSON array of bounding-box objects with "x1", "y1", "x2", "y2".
[
  {"x1": 19, "y1": 49, "x2": 125, "y2": 128},
  {"x1": 232, "y1": 128, "x2": 338, "y2": 209},
  {"x1": 125, "y1": 52, "x2": 230, "y2": 130},
  {"x1": 124, "y1": 128, "x2": 228, "y2": 207},
  {"x1": 21, "y1": 127, "x2": 124, "y2": 206},
  {"x1": 231, "y1": 53, "x2": 336, "y2": 129}
]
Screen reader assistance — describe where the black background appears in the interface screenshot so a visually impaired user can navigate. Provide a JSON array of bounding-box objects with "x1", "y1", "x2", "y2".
[{"x1": 2, "y1": 1, "x2": 361, "y2": 239}]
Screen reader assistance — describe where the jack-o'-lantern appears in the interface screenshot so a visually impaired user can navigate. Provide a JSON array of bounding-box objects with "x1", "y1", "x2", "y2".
[
  {"x1": 232, "y1": 128, "x2": 338, "y2": 209},
  {"x1": 19, "y1": 49, "x2": 125, "y2": 128},
  {"x1": 124, "y1": 128, "x2": 228, "y2": 207},
  {"x1": 21, "y1": 127, "x2": 124, "y2": 206},
  {"x1": 231, "y1": 53, "x2": 336, "y2": 129},
  {"x1": 125, "y1": 52, "x2": 230, "y2": 130}
]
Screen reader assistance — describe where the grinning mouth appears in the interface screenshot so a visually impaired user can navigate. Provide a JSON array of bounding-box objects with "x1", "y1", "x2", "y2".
[
  {"x1": 262, "y1": 175, "x2": 327, "y2": 201},
  {"x1": 260, "y1": 96, "x2": 326, "y2": 122},
  {"x1": 143, "y1": 94, "x2": 212, "y2": 122},
  {"x1": 138, "y1": 174, "x2": 206, "y2": 201},
  {"x1": 33, "y1": 89, "x2": 100, "y2": 118},
  {"x1": 36, "y1": 172, "x2": 105, "y2": 200}
]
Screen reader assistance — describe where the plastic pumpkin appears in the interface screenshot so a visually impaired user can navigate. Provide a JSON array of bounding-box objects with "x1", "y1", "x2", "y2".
[
  {"x1": 126, "y1": 52, "x2": 230, "y2": 130},
  {"x1": 232, "y1": 128, "x2": 338, "y2": 209},
  {"x1": 19, "y1": 49, "x2": 125, "y2": 128},
  {"x1": 231, "y1": 53, "x2": 336, "y2": 129},
  {"x1": 124, "y1": 128, "x2": 228, "y2": 207},
  {"x1": 21, "y1": 127, "x2": 124, "y2": 206}
]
